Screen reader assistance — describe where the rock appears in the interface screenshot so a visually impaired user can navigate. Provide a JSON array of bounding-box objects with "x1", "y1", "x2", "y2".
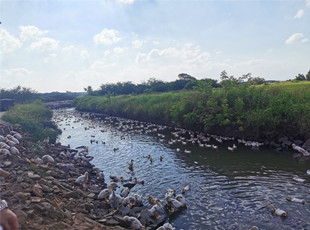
[
  {"x1": 302, "y1": 138, "x2": 310, "y2": 152},
  {"x1": 65, "y1": 189, "x2": 84, "y2": 198},
  {"x1": 16, "y1": 192, "x2": 31, "y2": 200},
  {"x1": 105, "y1": 217, "x2": 120, "y2": 226},
  {"x1": 32, "y1": 184, "x2": 43, "y2": 197},
  {"x1": 4, "y1": 161, "x2": 12, "y2": 167},
  {"x1": 31, "y1": 197, "x2": 42, "y2": 203},
  {"x1": 279, "y1": 136, "x2": 289, "y2": 143},
  {"x1": 27, "y1": 172, "x2": 41, "y2": 180},
  {"x1": 14, "y1": 208, "x2": 28, "y2": 226}
]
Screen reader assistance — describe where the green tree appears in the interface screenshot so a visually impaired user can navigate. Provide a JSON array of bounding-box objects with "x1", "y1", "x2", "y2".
[
  {"x1": 306, "y1": 70, "x2": 310, "y2": 81},
  {"x1": 295, "y1": 74, "x2": 306, "y2": 81}
]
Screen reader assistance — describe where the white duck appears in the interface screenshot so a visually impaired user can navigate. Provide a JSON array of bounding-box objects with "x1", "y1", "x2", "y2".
[
  {"x1": 286, "y1": 196, "x2": 306, "y2": 204},
  {"x1": 75, "y1": 172, "x2": 88, "y2": 190},
  {"x1": 157, "y1": 223, "x2": 175, "y2": 230}
]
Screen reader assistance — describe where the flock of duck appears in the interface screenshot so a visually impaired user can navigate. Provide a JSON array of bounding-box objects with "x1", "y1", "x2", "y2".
[
  {"x1": 51, "y1": 109, "x2": 310, "y2": 229},
  {"x1": 0, "y1": 132, "x2": 22, "y2": 157}
]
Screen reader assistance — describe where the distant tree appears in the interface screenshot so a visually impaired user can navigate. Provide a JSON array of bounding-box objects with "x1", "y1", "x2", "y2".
[
  {"x1": 306, "y1": 70, "x2": 310, "y2": 81},
  {"x1": 178, "y1": 73, "x2": 197, "y2": 81},
  {"x1": 84, "y1": 86, "x2": 93, "y2": 93},
  {"x1": 247, "y1": 76, "x2": 266, "y2": 85},
  {"x1": 295, "y1": 74, "x2": 306, "y2": 81}
]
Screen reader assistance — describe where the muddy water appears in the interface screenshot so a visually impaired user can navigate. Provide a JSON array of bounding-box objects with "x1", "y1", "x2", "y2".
[{"x1": 53, "y1": 108, "x2": 310, "y2": 230}]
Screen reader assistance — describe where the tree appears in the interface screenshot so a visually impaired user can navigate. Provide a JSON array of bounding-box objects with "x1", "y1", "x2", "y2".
[
  {"x1": 178, "y1": 73, "x2": 196, "y2": 81},
  {"x1": 295, "y1": 74, "x2": 306, "y2": 81},
  {"x1": 247, "y1": 76, "x2": 266, "y2": 85},
  {"x1": 306, "y1": 70, "x2": 310, "y2": 81},
  {"x1": 84, "y1": 86, "x2": 93, "y2": 94}
]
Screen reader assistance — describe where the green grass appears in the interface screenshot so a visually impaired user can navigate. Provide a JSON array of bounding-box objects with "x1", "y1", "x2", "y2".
[{"x1": 2, "y1": 101, "x2": 60, "y2": 143}]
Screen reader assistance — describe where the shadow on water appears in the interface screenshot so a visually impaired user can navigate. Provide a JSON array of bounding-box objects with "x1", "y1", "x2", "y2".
[{"x1": 53, "y1": 108, "x2": 310, "y2": 230}]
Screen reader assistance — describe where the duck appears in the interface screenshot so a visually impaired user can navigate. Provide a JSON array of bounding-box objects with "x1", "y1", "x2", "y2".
[
  {"x1": 212, "y1": 144, "x2": 218, "y2": 150},
  {"x1": 175, "y1": 194, "x2": 187, "y2": 207},
  {"x1": 128, "y1": 159, "x2": 134, "y2": 171},
  {"x1": 181, "y1": 185, "x2": 190, "y2": 194},
  {"x1": 110, "y1": 175, "x2": 119, "y2": 182},
  {"x1": 157, "y1": 223, "x2": 175, "y2": 230},
  {"x1": 120, "y1": 187, "x2": 130, "y2": 198},
  {"x1": 95, "y1": 168, "x2": 105, "y2": 181},
  {"x1": 109, "y1": 190, "x2": 120, "y2": 210},
  {"x1": 268, "y1": 204, "x2": 287, "y2": 217},
  {"x1": 123, "y1": 216, "x2": 143, "y2": 230},
  {"x1": 307, "y1": 169, "x2": 310, "y2": 175},
  {"x1": 122, "y1": 196, "x2": 136, "y2": 208},
  {"x1": 165, "y1": 188, "x2": 176, "y2": 199},
  {"x1": 149, "y1": 199, "x2": 164, "y2": 219},
  {"x1": 98, "y1": 188, "x2": 112, "y2": 202},
  {"x1": 75, "y1": 172, "x2": 88, "y2": 190},
  {"x1": 166, "y1": 196, "x2": 186, "y2": 213},
  {"x1": 286, "y1": 196, "x2": 306, "y2": 204},
  {"x1": 184, "y1": 149, "x2": 191, "y2": 154},
  {"x1": 147, "y1": 195, "x2": 163, "y2": 206},
  {"x1": 120, "y1": 176, "x2": 132, "y2": 183},
  {"x1": 134, "y1": 177, "x2": 144, "y2": 185},
  {"x1": 293, "y1": 176, "x2": 305, "y2": 183},
  {"x1": 160, "y1": 155, "x2": 163, "y2": 161},
  {"x1": 42, "y1": 155, "x2": 55, "y2": 164}
]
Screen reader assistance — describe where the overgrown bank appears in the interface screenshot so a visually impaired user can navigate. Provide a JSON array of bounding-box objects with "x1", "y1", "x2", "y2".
[
  {"x1": 2, "y1": 101, "x2": 60, "y2": 143},
  {"x1": 74, "y1": 82, "x2": 310, "y2": 144}
]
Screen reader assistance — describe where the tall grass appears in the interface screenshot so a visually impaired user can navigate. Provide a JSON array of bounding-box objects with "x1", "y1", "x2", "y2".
[
  {"x1": 2, "y1": 101, "x2": 60, "y2": 143},
  {"x1": 74, "y1": 82, "x2": 310, "y2": 140}
]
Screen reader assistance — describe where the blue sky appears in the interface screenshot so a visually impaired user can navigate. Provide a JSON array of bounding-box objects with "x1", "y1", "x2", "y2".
[{"x1": 1, "y1": 0, "x2": 309, "y2": 92}]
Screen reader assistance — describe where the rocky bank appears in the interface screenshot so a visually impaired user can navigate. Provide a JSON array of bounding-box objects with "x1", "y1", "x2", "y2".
[{"x1": 0, "y1": 124, "x2": 170, "y2": 230}]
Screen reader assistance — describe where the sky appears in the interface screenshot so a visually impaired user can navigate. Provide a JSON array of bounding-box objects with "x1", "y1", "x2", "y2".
[{"x1": 0, "y1": 0, "x2": 310, "y2": 93}]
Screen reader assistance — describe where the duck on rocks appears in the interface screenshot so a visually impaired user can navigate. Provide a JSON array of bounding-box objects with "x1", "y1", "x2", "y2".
[
  {"x1": 98, "y1": 182, "x2": 118, "y2": 201},
  {"x1": 122, "y1": 196, "x2": 136, "y2": 208},
  {"x1": 75, "y1": 171, "x2": 88, "y2": 190},
  {"x1": 42, "y1": 154, "x2": 55, "y2": 164},
  {"x1": 123, "y1": 216, "x2": 143, "y2": 230},
  {"x1": 157, "y1": 223, "x2": 175, "y2": 230},
  {"x1": 120, "y1": 187, "x2": 130, "y2": 198}
]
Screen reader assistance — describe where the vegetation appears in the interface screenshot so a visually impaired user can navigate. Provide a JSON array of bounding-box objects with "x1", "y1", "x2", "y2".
[
  {"x1": 2, "y1": 101, "x2": 60, "y2": 143},
  {"x1": 0, "y1": 86, "x2": 40, "y2": 103},
  {"x1": 76, "y1": 78, "x2": 310, "y2": 141}
]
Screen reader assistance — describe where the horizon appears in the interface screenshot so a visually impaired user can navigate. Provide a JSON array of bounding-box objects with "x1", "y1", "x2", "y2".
[{"x1": 1, "y1": 0, "x2": 310, "y2": 93}]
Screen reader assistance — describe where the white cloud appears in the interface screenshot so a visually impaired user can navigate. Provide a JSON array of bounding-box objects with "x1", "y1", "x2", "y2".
[
  {"x1": 93, "y1": 29, "x2": 121, "y2": 45},
  {"x1": 294, "y1": 9, "x2": 304, "y2": 19},
  {"x1": 113, "y1": 47, "x2": 123, "y2": 54},
  {"x1": 63, "y1": 45, "x2": 75, "y2": 52},
  {"x1": 285, "y1": 33, "x2": 308, "y2": 44},
  {"x1": 104, "y1": 50, "x2": 111, "y2": 56},
  {"x1": 136, "y1": 44, "x2": 202, "y2": 63},
  {"x1": 306, "y1": 0, "x2": 310, "y2": 7},
  {"x1": 3, "y1": 68, "x2": 33, "y2": 78},
  {"x1": 117, "y1": 0, "x2": 134, "y2": 4},
  {"x1": 0, "y1": 29, "x2": 22, "y2": 53},
  {"x1": 19, "y1": 25, "x2": 48, "y2": 41},
  {"x1": 29, "y1": 37, "x2": 59, "y2": 51},
  {"x1": 80, "y1": 50, "x2": 89, "y2": 59},
  {"x1": 43, "y1": 53, "x2": 58, "y2": 63},
  {"x1": 132, "y1": 40, "x2": 145, "y2": 49}
]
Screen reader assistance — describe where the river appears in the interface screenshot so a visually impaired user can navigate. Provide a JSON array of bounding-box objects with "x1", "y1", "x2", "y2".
[{"x1": 52, "y1": 108, "x2": 310, "y2": 230}]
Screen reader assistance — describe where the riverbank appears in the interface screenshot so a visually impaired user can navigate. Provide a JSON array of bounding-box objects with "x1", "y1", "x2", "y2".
[
  {"x1": 0, "y1": 124, "x2": 125, "y2": 229},
  {"x1": 1, "y1": 122, "x2": 175, "y2": 229}
]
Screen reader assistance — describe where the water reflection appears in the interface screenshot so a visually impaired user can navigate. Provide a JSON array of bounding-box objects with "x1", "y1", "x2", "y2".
[{"x1": 53, "y1": 108, "x2": 310, "y2": 230}]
